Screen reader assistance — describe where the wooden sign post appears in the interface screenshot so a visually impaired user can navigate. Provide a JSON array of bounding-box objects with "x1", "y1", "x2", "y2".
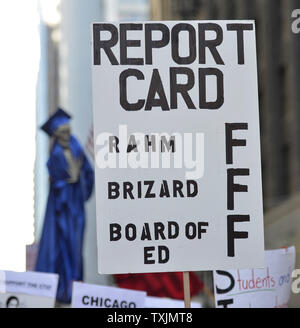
[{"x1": 183, "y1": 272, "x2": 191, "y2": 308}]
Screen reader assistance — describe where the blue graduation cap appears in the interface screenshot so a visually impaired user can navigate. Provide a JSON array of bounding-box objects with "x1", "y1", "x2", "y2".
[{"x1": 41, "y1": 108, "x2": 72, "y2": 136}]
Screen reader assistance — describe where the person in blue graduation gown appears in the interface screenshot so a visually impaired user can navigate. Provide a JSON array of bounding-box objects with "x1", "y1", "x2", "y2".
[{"x1": 35, "y1": 108, "x2": 94, "y2": 304}]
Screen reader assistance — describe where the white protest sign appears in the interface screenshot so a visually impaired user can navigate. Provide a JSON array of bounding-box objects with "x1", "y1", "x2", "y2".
[
  {"x1": 0, "y1": 270, "x2": 58, "y2": 308},
  {"x1": 213, "y1": 246, "x2": 296, "y2": 308},
  {"x1": 91, "y1": 20, "x2": 264, "y2": 274},
  {"x1": 145, "y1": 296, "x2": 201, "y2": 308},
  {"x1": 0, "y1": 293, "x2": 57, "y2": 308},
  {"x1": 71, "y1": 282, "x2": 146, "y2": 308}
]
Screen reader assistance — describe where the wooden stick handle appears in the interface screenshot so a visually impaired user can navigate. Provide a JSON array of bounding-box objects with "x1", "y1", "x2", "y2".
[{"x1": 183, "y1": 271, "x2": 191, "y2": 308}]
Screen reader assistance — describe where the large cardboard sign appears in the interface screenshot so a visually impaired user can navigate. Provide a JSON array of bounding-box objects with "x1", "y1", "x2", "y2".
[
  {"x1": 91, "y1": 20, "x2": 264, "y2": 274},
  {"x1": 71, "y1": 282, "x2": 146, "y2": 308},
  {"x1": 0, "y1": 270, "x2": 58, "y2": 308},
  {"x1": 213, "y1": 247, "x2": 296, "y2": 308}
]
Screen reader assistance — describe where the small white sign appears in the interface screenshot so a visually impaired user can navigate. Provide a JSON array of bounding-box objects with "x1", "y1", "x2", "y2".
[
  {"x1": 0, "y1": 270, "x2": 58, "y2": 308},
  {"x1": 71, "y1": 282, "x2": 146, "y2": 308},
  {"x1": 0, "y1": 293, "x2": 56, "y2": 308},
  {"x1": 213, "y1": 246, "x2": 296, "y2": 308},
  {"x1": 145, "y1": 296, "x2": 201, "y2": 308}
]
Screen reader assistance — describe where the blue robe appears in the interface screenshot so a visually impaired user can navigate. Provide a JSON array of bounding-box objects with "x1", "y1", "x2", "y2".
[{"x1": 35, "y1": 136, "x2": 94, "y2": 303}]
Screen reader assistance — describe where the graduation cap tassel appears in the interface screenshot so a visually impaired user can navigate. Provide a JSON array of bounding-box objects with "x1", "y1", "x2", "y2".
[{"x1": 183, "y1": 271, "x2": 191, "y2": 308}]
